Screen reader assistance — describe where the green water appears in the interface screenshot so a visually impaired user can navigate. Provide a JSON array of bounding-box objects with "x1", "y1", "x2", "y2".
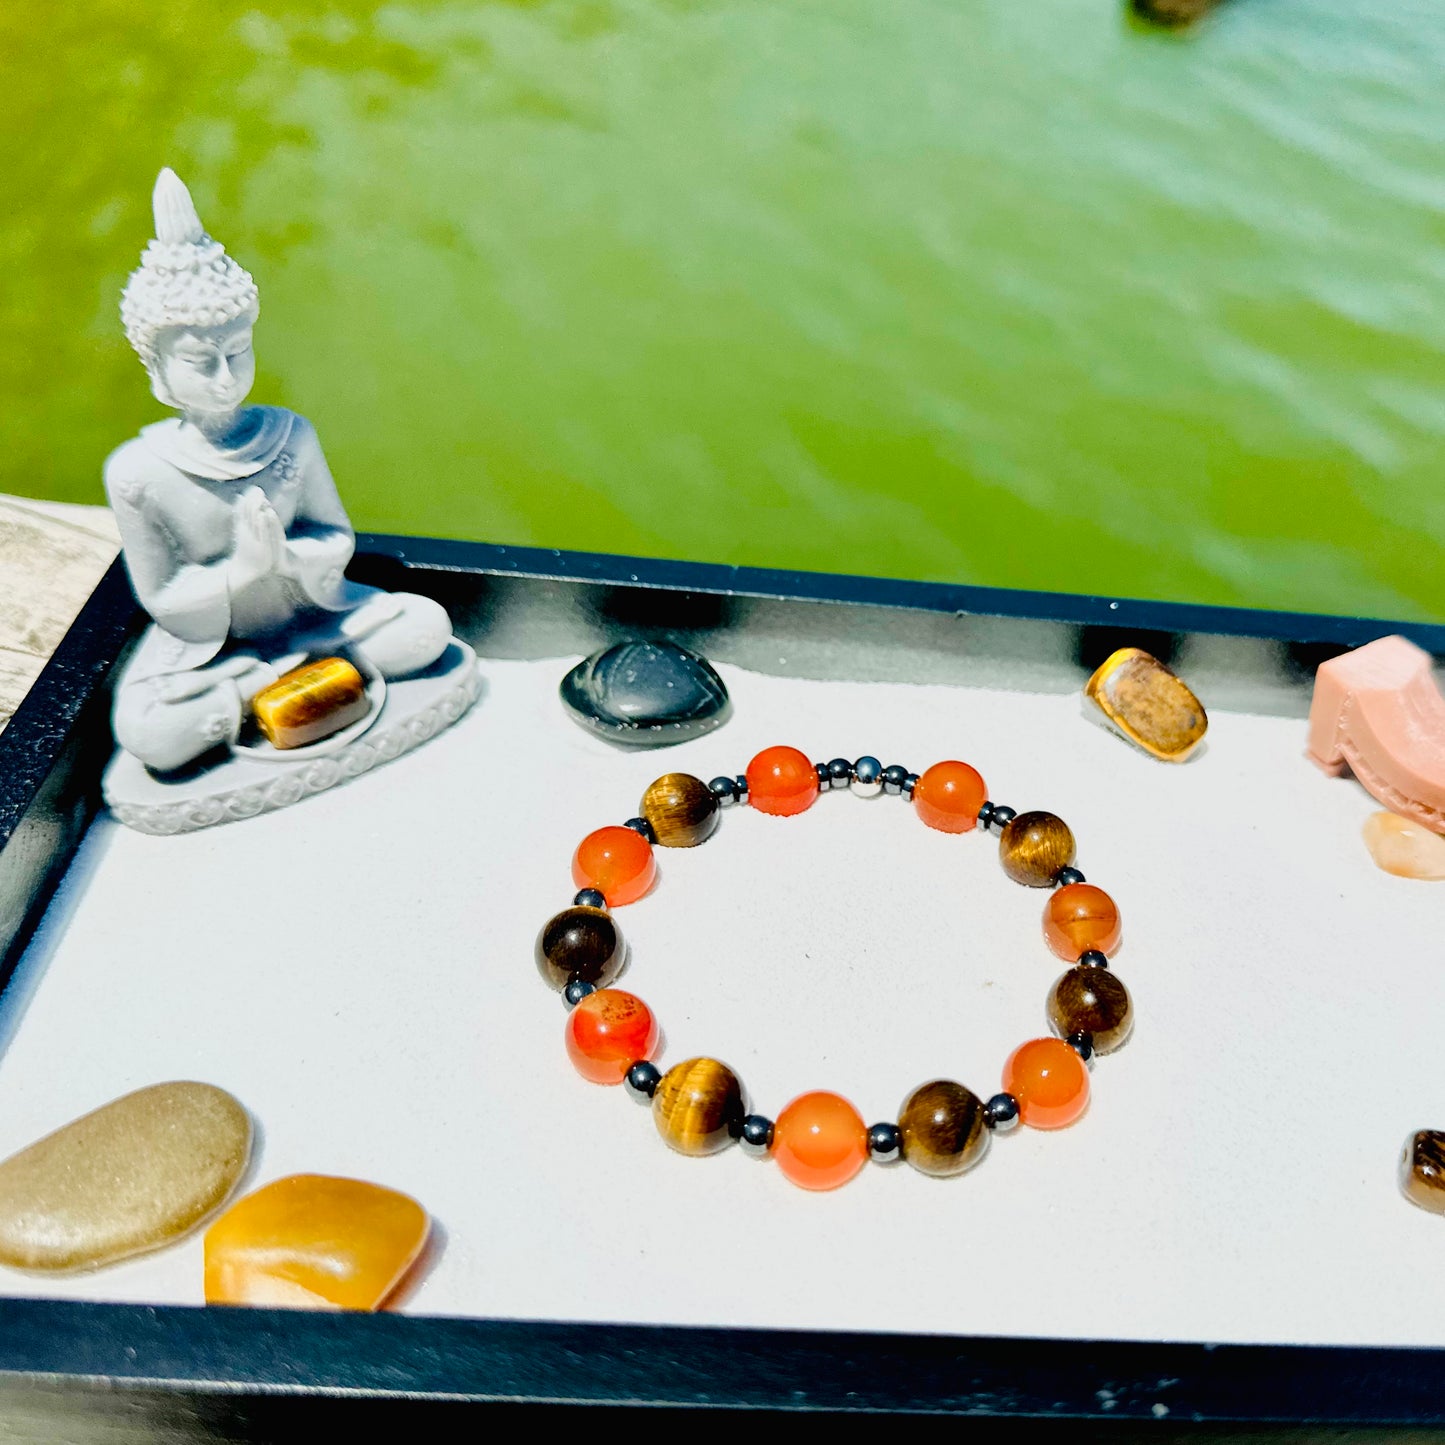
[{"x1": 2, "y1": 1, "x2": 1443, "y2": 619}]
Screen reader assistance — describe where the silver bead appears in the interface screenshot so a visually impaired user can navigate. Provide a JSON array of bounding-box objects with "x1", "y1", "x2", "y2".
[
  {"x1": 563, "y1": 979, "x2": 596, "y2": 1009},
  {"x1": 985, "y1": 1092, "x2": 1020, "y2": 1132},
  {"x1": 867, "y1": 1122, "x2": 902, "y2": 1163},
  {"x1": 827, "y1": 758, "x2": 852, "y2": 789},
  {"x1": 1056, "y1": 867, "x2": 1086, "y2": 887},
  {"x1": 708, "y1": 776, "x2": 737, "y2": 807},
  {"x1": 882, "y1": 765, "x2": 909, "y2": 796},
  {"x1": 573, "y1": 888, "x2": 606, "y2": 909},
  {"x1": 850, "y1": 756, "x2": 883, "y2": 798},
  {"x1": 1078, "y1": 949, "x2": 1109, "y2": 970},
  {"x1": 624, "y1": 1060, "x2": 661, "y2": 1101},
  {"x1": 740, "y1": 1115, "x2": 775, "y2": 1157},
  {"x1": 1067, "y1": 1031, "x2": 1095, "y2": 1063},
  {"x1": 989, "y1": 805, "x2": 1017, "y2": 831}
]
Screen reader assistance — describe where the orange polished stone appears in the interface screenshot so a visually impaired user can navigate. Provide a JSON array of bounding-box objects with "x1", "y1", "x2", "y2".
[
  {"x1": 1043, "y1": 884, "x2": 1122, "y2": 960},
  {"x1": 572, "y1": 826, "x2": 656, "y2": 906},
  {"x1": 565, "y1": 989, "x2": 660, "y2": 1084},
  {"x1": 912, "y1": 760, "x2": 988, "y2": 833},
  {"x1": 745, "y1": 746, "x2": 819, "y2": 817},
  {"x1": 204, "y1": 1175, "x2": 429, "y2": 1311},
  {"x1": 1002, "y1": 1038, "x2": 1090, "y2": 1130},
  {"x1": 772, "y1": 1091, "x2": 869, "y2": 1191}
]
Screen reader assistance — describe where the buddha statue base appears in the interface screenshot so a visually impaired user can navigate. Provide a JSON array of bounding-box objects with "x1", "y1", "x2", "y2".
[{"x1": 103, "y1": 640, "x2": 480, "y2": 835}]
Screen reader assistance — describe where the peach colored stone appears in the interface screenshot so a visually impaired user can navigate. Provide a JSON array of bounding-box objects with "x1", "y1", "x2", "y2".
[
  {"x1": 1363, "y1": 812, "x2": 1445, "y2": 880},
  {"x1": 1308, "y1": 636, "x2": 1445, "y2": 834}
]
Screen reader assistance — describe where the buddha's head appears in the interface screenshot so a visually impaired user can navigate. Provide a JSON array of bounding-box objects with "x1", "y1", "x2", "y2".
[{"x1": 121, "y1": 169, "x2": 260, "y2": 421}]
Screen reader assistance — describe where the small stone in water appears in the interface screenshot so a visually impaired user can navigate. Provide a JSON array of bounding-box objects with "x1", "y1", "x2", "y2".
[
  {"x1": 1363, "y1": 811, "x2": 1445, "y2": 880},
  {"x1": 204, "y1": 1174, "x2": 430, "y2": 1310},
  {"x1": 559, "y1": 641, "x2": 730, "y2": 748},
  {"x1": 0, "y1": 1082, "x2": 251, "y2": 1272}
]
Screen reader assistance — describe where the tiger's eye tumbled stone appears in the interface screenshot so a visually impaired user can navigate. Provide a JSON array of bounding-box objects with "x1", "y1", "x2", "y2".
[
  {"x1": 1002, "y1": 1038, "x2": 1090, "y2": 1129},
  {"x1": 1048, "y1": 966, "x2": 1133, "y2": 1054},
  {"x1": 204, "y1": 1175, "x2": 430, "y2": 1310},
  {"x1": 566, "y1": 989, "x2": 660, "y2": 1084},
  {"x1": 911, "y1": 761, "x2": 988, "y2": 834},
  {"x1": 999, "y1": 811, "x2": 1077, "y2": 887},
  {"x1": 652, "y1": 1058, "x2": 745, "y2": 1155},
  {"x1": 640, "y1": 773, "x2": 719, "y2": 848},
  {"x1": 1363, "y1": 812, "x2": 1445, "y2": 880},
  {"x1": 1084, "y1": 646, "x2": 1208, "y2": 762},
  {"x1": 898, "y1": 1080, "x2": 989, "y2": 1178},
  {"x1": 745, "y1": 746, "x2": 818, "y2": 817},
  {"x1": 536, "y1": 906, "x2": 625, "y2": 990},
  {"x1": 0, "y1": 1082, "x2": 251, "y2": 1272},
  {"x1": 1044, "y1": 883, "x2": 1122, "y2": 959},
  {"x1": 773, "y1": 1092, "x2": 869, "y2": 1191},
  {"x1": 1401, "y1": 1131, "x2": 1445, "y2": 1214},
  {"x1": 252, "y1": 657, "x2": 370, "y2": 750},
  {"x1": 572, "y1": 825, "x2": 656, "y2": 906}
]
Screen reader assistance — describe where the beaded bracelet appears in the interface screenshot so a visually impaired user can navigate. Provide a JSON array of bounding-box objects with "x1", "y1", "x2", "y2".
[{"x1": 535, "y1": 745, "x2": 1134, "y2": 1192}]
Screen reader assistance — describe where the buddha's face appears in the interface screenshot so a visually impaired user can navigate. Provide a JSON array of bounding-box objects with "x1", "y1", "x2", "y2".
[{"x1": 152, "y1": 313, "x2": 256, "y2": 421}]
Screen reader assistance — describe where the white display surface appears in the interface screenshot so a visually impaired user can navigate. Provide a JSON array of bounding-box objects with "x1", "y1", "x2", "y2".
[{"x1": 0, "y1": 652, "x2": 1439, "y2": 1348}]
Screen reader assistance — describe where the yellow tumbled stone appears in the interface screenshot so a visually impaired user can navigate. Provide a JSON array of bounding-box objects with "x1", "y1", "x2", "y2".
[
  {"x1": 204, "y1": 1174, "x2": 430, "y2": 1311},
  {"x1": 252, "y1": 656, "x2": 370, "y2": 750},
  {"x1": 0, "y1": 1082, "x2": 251, "y2": 1272},
  {"x1": 1084, "y1": 647, "x2": 1208, "y2": 761},
  {"x1": 1363, "y1": 811, "x2": 1445, "y2": 880}
]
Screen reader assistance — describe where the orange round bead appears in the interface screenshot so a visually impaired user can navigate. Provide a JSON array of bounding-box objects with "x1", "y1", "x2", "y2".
[
  {"x1": 772, "y1": 1091, "x2": 869, "y2": 1191},
  {"x1": 1043, "y1": 883, "x2": 1122, "y2": 961},
  {"x1": 1002, "y1": 1038, "x2": 1090, "y2": 1130},
  {"x1": 565, "y1": 989, "x2": 659, "y2": 1085},
  {"x1": 572, "y1": 826, "x2": 656, "y2": 907},
  {"x1": 912, "y1": 760, "x2": 988, "y2": 833},
  {"x1": 745, "y1": 746, "x2": 819, "y2": 818}
]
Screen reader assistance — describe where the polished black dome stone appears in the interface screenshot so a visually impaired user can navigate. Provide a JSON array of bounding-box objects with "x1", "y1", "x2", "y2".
[{"x1": 559, "y1": 641, "x2": 731, "y2": 748}]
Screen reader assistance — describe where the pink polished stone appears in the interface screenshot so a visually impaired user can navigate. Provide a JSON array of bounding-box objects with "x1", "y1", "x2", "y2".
[{"x1": 1308, "y1": 636, "x2": 1445, "y2": 834}]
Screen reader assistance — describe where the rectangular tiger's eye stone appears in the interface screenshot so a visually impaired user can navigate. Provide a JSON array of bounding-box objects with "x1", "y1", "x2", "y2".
[
  {"x1": 252, "y1": 657, "x2": 370, "y2": 749},
  {"x1": 1084, "y1": 647, "x2": 1208, "y2": 762}
]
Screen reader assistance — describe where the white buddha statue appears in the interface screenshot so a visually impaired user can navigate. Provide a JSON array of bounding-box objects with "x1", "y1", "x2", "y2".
[{"x1": 106, "y1": 169, "x2": 455, "y2": 774}]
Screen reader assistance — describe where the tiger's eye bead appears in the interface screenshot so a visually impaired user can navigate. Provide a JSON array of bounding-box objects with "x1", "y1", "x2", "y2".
[
  {"x1": 652, "y1": 1059, "x2": 746, "y2": 1155},
  {"x1": 536, "y1": 907, "x2": 625, "y2": 991},
  {"x1": 640, "y1": 773, "x2": 720, "y2": 848},
  {"x1": 999, "y1": 811, "x2": 1077, "y2": 887},
  {"x1": 1002, "y1": 1038, "x2": 1090, "y2": 1129},
  {"x1": 912, "y1": 761, "x2": 988, "y2": 833},
  {"x1": 1044, "y1": 884, "x2": 1122, "y2": 960},
  {"x1": 565, "y1": 989, "x2": 660, "y2": 1084},
  {"x1": 772, "y1": 1092, "x2": 869, "y2": 1191},
  {"x1": 1049, "y1": 966, "x2": 1133, "y2": 1054},
  {"x1": 572, "y1": 825, "x2": 656, "y2": 906},
  {"x1": 898, "y1": 1080, "x2": 989, "y2": 1178},
  {"x1": 1401, "y1": 1131, "x2": 1445, "y2": 1214},
  {"x1": 745, "y1": 746, "x2": 818, "y2": 817}
]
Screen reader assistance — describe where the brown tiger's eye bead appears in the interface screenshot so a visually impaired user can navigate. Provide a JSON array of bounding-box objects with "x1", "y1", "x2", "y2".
[
  {"x1": 999, "y1": 811, "x2": 1076, "y2": 887},
  {"x1": 640, "y1": 773, "x2": 720, "y2": 849},
  {"x1": 652, "y1": 1058, "x2": 745, "y2": 1156},
  {"x1": 898, "y1": 1080, "x2": 989, "y2": 1178},
  {"x1": 1043, "y1": 883, "x2": 1122, "y2": 960},
  {"x1": 535, "y1": 907, "x2": 625, "y2": 991},
  {"x1": 1047, "y1": 965, "x2": 1133, "y2": 1054},
  {"x1": 1401, "y1": 1131, "x2": 1445, "y2": 1214}
]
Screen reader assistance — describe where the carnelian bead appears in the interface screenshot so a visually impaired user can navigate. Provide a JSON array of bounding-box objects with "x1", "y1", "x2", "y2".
[
  {"x1": 565, "y1": 989, "x2": 659, "y2": 1085},
  {"x1": 1043, "y1": 883, "x2": 1122, "y2": 960},
  {"x1": 572, "y1": 826, "x2": 656, "y2": 906},
  {"x1": 772, "y1": 1091, "x2": 869, "y2": 1191},
  {"x1": 745, "y1": 746, "x2": 818, "y2": 817},
  {"x1": 912, "y1": 761, "x2": 988, "y2": 833},
  {"x1": 1002, "y1": 1038, "x2": 1090, "y2": 1130}
]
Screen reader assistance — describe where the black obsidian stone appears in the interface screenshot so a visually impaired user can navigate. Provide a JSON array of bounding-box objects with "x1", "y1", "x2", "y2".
[{"x1": 560, "y1": 642, "x2": 731, "y2": 749}]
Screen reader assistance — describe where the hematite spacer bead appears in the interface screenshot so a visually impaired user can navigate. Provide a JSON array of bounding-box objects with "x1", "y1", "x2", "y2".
[
  {"x1": 563, "y1": 978, "x2": 597, "y2": 1008},
  {"x1": 902, "y1": 772, "x2": 920, "y2": 798},
  {"x1": 1056, "y1": 866, "x2": 1086, "y2": 888},
  {"x1": 740, "y1": 1114, "x2": 775, "y2": 1157},
  {"x1": 1067, "y1": 1031, "x2": 1095, "y2": 1062},
  {"x1": 882, "y1": 765, "x2": 909, "y2": 796},
  {"x1": 851, "y1": 756, "x2": 884, "y2": 798},
  {"x1": 989, "y1": 805, "x2": 1017, "y2": 831},
  {"x1": 976, "y1": 801, "x2": 996, "y2": 829},
  {"x1": 827, "y1": 758, "x2": 852, "y2": 788},
  {"x1": 623, "y1": 816, "x2": 656, "y2": 843},
  {"x1": 867, "y1": 1122, "x2": 902, "y2": 1164},
  {"x1": 816, "y1": 762, "x2": 831, "y2": 790},
  {"x1": 734, "y1": 774, "x2": 749, "y2": 804},
  {"x1": 624, "y1": 1060, "x2": 662, "y2": 1101},
  {"x1": 709, "y1": 776, "x2": 737, "y2": 806},
  {"x1": 985, "y1": 1092, "x2": 1021, "y2": 1132},
  {"x1": 573, "y1": 888, "x2": 606, "y2": 909},
  {"x1": 1078, "y1": 949, "x2": 1110, "y2": 970}
]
